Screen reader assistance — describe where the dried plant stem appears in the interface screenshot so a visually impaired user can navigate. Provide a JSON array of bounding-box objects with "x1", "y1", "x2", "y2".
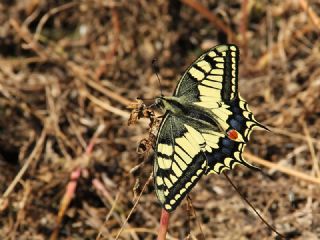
[
  {"x1": 187, "y1": 196, "x2": 205, "y2": 239},
  {"x1": 115, "y1": 174, "x2": 153, "y2": 240},
  {"x1": 95, "y1": 7, "x2": 120, "y2": 79},
  {"x1": 244, "y1": 152, "x2": 320, "y2": 185},
  {"x1": 269, "y1": 126, "x2": 320, "y2": 147},
  {"x1": 240, "y1": 0, "x2": 249, "y2": 58},
  {"x1": 66, "y1": 61, "x2": 132, "y2": 107},
  {"x1": 302, "y1": 122, "x2": 320, "y2": 177},
  {"x1": 181, "y1": 0, "x2": 237, "y2": 44},
  {"x1": 0, "y1": 128, "x2": 46, "y2": 204},
  {"x1": 96, "y1": 188, "x2": 120, "y2": 240},
  {"x1": 50, "y1": 168, "x2": 81, "y2": 240},
  {"x1": 50, "y1": 125, "x2": 105, "y2": 240},
  {"x1": 299, "y1": 0, "x2": 320, "y2": 31},
  {"x1": 85, "y1": 92, "x2": 130, "y2": 119},
  {"x1": 34, "y1": 1, "x2": 79, "y2": 40}
]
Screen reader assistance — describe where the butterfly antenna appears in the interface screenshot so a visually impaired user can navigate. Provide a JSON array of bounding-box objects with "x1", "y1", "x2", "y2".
[
  {"x1": 152, "y1": 59, "x2": 163, "y2": 96},
  {"x1": 137, "y1": 97, "x2": 155, "y2": 101},
  {"x1": 223, "y1": 172, "x2": 286, "y2": 239}
]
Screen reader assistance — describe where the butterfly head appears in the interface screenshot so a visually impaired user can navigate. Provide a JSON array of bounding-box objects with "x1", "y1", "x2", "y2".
[
  {"x1": 154, "y1": 96, "x2": 165, "y2": 110},
  {"x1": 154, "y1": 96, "x2": 183, "y2": 115}
]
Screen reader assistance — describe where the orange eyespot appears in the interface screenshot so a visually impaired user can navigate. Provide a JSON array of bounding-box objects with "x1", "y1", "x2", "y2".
[{"x1": 227, "y1": 129, "x2": 238, "y2": 140}]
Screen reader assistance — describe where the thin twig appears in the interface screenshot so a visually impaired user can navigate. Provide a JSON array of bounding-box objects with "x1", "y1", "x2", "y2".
[
  {"x1": 95, "y1": 7, "x2": 120, "y2": 79},
  {"x1": 302, "y1": 121, "x2": 319, "y2": 177},
  {"x1": 68, "y1": 62, "x2": 132, "y2": 106},
  {"x1": 85, "y1": 76, "x2": 132, "y2": 106},
  {"x1": 181, "y1": 0, "x2": 237, "y2": 44},
  {"x1": 115, "y1": 173, "x2": 153, "y2": 240},
  {"x1": 244, "y1": 152, "x2": 320, "y2": 185},
  {"x1": 85, "y1": 92, "x2": 130, "y2": 119},
  {"x1": 299, "y1": 0, "x2": 320, "y2": 31},
  {"x1": 50, "y1": 124, "x2": 105, "y2": 240},
  {"x1": 86, "y1": 124, "x2": 106, "y2": 155},
  {"x1": 96, "y1": 190, "x2": 120, "y2": 240},
  {"x1": 0, "y1": 57, "x2": 44, "y2": 66},
  {"x1": 269, "y1": 126, "x2": 320, "y2": 147},
  {"x1": 10, "y1": 19, "x2": 48, "y2": 59},
  {"x1": 187, "y1": 196, "x2": 205, "y2": 240},
  {"x1": 50, "y1": 168, "x2": 81, "y2": 240},
  {"x1": 0, "y1": 128, "x2": 46, "y2": 202},
  {"x1": 240, "y1": 0, "x2": 249, "y2": 58},
  {"x1": 34, "y1": 2, "x2": 79, "y2": 40}
]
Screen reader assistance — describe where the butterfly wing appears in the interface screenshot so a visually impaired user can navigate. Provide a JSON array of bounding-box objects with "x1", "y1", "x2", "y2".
[
  {"x1": 173, "y1": 44, "x2": 265, "y2": 142},
  {"x1": 174, "y1": 44, "x2": 238, "y2": 102},
  {"x1": 154, "y1": 112, "x2": 256, "y2": 211},
  {"x1": 153, "y1": 44, "x2": 265, "y2": 211},
  {"x1": 154, "y1": 113, "x2": 207, "y2": 212},
  {"x1": 198, "y1": 130, "x2": 257, "y2": 175}
]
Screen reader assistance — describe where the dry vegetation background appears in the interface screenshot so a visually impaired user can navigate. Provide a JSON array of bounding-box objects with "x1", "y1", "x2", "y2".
[{"x1": 0, "y1": 0, "x2": 320, "y2": 239}]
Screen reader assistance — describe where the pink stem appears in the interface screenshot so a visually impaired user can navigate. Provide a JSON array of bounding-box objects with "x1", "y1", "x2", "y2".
[{"x1": 157, "y1": 209, "x2": 170, "y2": 240}]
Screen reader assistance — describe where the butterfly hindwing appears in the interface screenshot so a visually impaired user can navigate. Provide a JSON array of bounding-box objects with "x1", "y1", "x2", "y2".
[
  {"x1": 181, "y1": 120, "x2": 256, "y2": 175},
  {"x1": 227, "y1": 95, "x2": 267, "y2": 141},
  {"x1": 201, "y1": 133, "x2": 256, "y2": 175},
  {"x1": 154, "y1": 112, "x2": 256, "y2": 211}
]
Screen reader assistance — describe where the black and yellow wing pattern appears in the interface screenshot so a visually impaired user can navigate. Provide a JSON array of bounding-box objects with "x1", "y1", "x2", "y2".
[
  {"x1": 154, "y1": 114, "x2": 207, "y2": 211},
  {"x1": 154, "y1": 44, "x2": 266, "y2": 211},
  {"x1": 173, "y1": 44, "x2": 265, "y2": 142}
]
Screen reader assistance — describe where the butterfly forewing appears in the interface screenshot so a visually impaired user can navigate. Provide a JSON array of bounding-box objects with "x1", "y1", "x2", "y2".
[
  {"x1": 174, "y1": 45, "x2": 238, "y2": 102},
  {"x1": 173, "y1": 44, "x2": 263, "y2": 142}
]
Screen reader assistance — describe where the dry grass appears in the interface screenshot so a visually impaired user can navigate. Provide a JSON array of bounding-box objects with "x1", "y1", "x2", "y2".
[{"x1": 0, "y1": 0, "x2": 320, "y2": 239}]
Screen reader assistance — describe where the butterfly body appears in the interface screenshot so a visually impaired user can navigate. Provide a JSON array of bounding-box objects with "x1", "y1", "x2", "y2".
[
  {"x1": 156, "y1": 96, "x2": 223, "y2": 131},
  {"x1": 153, "y1": 44, "x2": 266, "y2": 212}
]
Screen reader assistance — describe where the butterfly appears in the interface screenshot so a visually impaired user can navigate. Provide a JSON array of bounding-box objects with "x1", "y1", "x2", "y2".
[{"x1": 153, "y1": 44, "x2": 267, "y2": 212}]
